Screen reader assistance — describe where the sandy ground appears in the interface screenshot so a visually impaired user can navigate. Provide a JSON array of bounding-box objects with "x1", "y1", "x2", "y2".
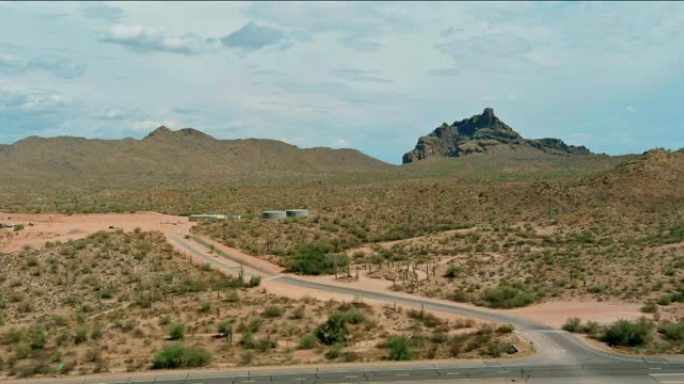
[
  {"x1": 0, "y1": 211, "x2": 191, "y2": 252},
  {"x1": 509, "y1": 300, "x2": 644, "y2": 328},
  {"x1": 0, "y1": 212, "x2": 644, "y2": 330}
]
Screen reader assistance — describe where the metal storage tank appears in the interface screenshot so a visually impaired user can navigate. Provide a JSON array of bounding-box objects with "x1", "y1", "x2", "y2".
[
  {"x1": 286, "y1": 209, "x2": 309, "y2": 218},
  {"x1": 262, "y1": 210, "x2": 287, "y2": 220}
]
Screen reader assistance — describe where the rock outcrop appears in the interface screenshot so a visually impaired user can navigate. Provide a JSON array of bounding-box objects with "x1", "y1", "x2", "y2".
[{"x1": 403, "y1": 108, "x2": 590, "y2": 163}]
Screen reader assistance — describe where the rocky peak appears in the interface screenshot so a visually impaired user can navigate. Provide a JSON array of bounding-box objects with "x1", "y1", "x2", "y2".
[{"x1": 402, "y1": 108, "x2": 591, "y2": 163}]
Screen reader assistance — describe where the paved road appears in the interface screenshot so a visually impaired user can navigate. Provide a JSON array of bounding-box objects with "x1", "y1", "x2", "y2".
[{"x1": 26, "y1": 234, "x2": 679, "y2": 384}]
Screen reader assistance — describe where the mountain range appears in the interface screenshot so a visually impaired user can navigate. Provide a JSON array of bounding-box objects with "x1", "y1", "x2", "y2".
[{"x1": 0, "y1": 126, "x2": 390, "y2": 187}]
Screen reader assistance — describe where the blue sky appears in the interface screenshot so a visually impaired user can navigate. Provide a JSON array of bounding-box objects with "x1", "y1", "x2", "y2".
[{"x1": 0, "y1": 1, "x2": 683, "y2": 163}]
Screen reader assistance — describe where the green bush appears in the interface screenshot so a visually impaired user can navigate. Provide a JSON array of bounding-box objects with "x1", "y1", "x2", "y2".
[
  {"x1": 562, "y1": 317, "x2": 582, "y2": 333},
  {"x1": 239, "y1": 331, "x2": 255, "y2": 349},
  {"x1": 238, "y1": 318, "x2": 262, "y2": 333},
  {"x1": 324, "y1": 345, "x2": 342, "y2": 360},
  {"x1": 255, "y1": 336, "x2": 277, "y2": 352},
  {"x1": 481, "y1": 283, "x2": 538, "y2": 308},
  {"x1": 443, "y1": 264, "x2": 461, "y2": 278},
  {"x1": 152, "y1": 343, "x2": 211, "y2": 369},
  {"x1": 660, "y1": 321, "x2": 684, "y2": 342},
  {"x1": 289, "y1": 306, "x2": 305, "y2": 320},
  {"x1": 27, "y1": 326, "x2": 45, "y2": 350},
  {"x1": 168, "y1": 323, "x2": 185, "y2": 340},
  {"x1": 339, "y1": 308, "x2": 365, "y2": 325},
  {"x1": 386, "y1": 336, "x2": 412, "y2": 361},
  {"x1": 262, "y1": 305, "x2": 283, "y2": 318},
  {"x1": 217, "y1": 322, "x2": 232, "y2": 339},
  {"x1": 601, "y1": 318, "x2": 653, "y2": 347},
  {"x1": 298, "y1": 334, "x2": 319, "y2": 349},
  {"x1": 316, "y1": 312, "x2": 349, "y2": 345},
  {"x1": 248, "y1": 276, "x2": 261, "y2": 287},
  {"x1": 286, "y1": 245, "x2": 350, "y2": 275}
]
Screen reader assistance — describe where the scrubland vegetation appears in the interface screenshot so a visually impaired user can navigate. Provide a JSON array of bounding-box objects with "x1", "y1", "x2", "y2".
[
  {"x1": 563, "y1": 316, "x2": 684, "y2": 354},
  {"x1": 0, "y1": 230, "x2": 520, "y2": 378}
]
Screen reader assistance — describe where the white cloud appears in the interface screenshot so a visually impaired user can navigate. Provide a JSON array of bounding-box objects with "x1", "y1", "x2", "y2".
[
  {"x1": 100, "y1": 24, "x2": 213, "y2": 55},
  {"x1": 0, "y1": 86, "x2": 68, "y2": 112}
]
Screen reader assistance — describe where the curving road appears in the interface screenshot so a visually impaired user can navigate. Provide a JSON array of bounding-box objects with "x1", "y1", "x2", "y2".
[{"x1": 15, "y1": 234, "x2": 682, "y2": 384}]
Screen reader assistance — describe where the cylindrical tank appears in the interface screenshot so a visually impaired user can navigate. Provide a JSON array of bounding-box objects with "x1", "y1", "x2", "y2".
[
  {"x1": 262, "y1": 210, "x2": 287, "y2": 220},
  {"x1": 286, "y1": 209, "x2": 309, "y2": 218}
]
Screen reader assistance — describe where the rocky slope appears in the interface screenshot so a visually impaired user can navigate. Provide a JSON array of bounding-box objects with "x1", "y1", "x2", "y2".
[{"x1": 402, "y1": 108, "x2": 590, "y2": 163}]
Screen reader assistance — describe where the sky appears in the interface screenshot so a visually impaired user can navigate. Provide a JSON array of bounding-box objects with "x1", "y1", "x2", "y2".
[{"x1": 0, "y1": 1, "x2": 683, "y2": 163}]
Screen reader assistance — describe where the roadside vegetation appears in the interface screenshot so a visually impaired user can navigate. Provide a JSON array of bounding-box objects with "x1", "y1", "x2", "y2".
[
  {"x1": 562, "y1": 316, "x2": 684, "y2": 353},
  {"x1": 0, "y1": 230, "x2": 522, "y2": 379}
]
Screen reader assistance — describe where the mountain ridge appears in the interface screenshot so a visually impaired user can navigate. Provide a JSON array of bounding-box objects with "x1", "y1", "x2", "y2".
[{"x1": 0, "y1": 127, "x2": 393, "y2": 188}]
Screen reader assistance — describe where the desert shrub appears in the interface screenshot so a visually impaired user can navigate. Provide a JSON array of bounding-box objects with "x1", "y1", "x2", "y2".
[
  {"x1": 27, "y1": 325, "x2": 46, "y2": 350},
  {"x1": 430, "y1": 331, "x2": 448, "y2": 344},
  {"x1": 217, "y1": 322, "x2": 232, "y2": 340},
  {"x1": 255, "y1": 336, "x2": 277, "y2": 352},
  {"x1": 481, "y1": 283, "x2": 538, "y2": 308},
  {"x1": 197, "y1": 301, "x2": 211, "y2": 313},
  {"x1": 481, "y1": 341, "x2": 517, "y2": 357},
  {"x1": 324, "y1": 345, "x2": 342, "y2": 360},
  {"x1": 285, "y1": 244, "x2": 333, "y2": 275},
  {"x1": 239, "y1": 331, "x2": 255, "y2": 349},
  {"x1": 496, "y1": 324, "x2": 515, "y2": 334},
  {"x1": 601, "y1": 318, "x2": 653, "y2": 347},
  {"x1": 443, "y1": 264, "x2": 461, "y2": 278},
  {"x1": 168, "y1": 323, "x2": 185, "y2": 340},
  {"x1": 73, "y1": 327, "x2": 88, "y2": 345},
  {"x1": 562, "y1": 318, "x2": 582, "y2": 333},
  {"x1": 386, "y1": 336, "x2": 412, "y2": 361},
  {"x1": 317, "y1": 312, "x2": 351, "y2": 345},
  {"x1": 289, "y1": 306, "x2": 305, "y2": 320},
  {"x1": 262, "y1": 305, "x2": 283, "y2": 318},
  {"x1": 339, "y1": 308, "x2": 365, "y2": 324},
  {"x1": 298, "y1": 334, "x2": 319, "y2": 349},
  {"x1": 660, "y1": 321, "x2": 684, "y2": 343},
  {"x1": 248, "y1": 276, "x2": 261, "y2": 287},
  {"x1": 238, "y1": 318, "x2": 262, "y2": 333},
  {"x1": 407, "y1": 309, "x2": 442, "y2": 328},
  {"x1": 152, "y1": 343, "x2": 211, "y2": 369},
  {"x1": 641, "y1": 302, "x2": 658, "y2": 314}
]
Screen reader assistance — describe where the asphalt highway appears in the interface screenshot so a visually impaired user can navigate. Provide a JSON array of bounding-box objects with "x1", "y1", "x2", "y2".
[{"x1": 17, "y1": 234, "x2": 681, "y2": 384}]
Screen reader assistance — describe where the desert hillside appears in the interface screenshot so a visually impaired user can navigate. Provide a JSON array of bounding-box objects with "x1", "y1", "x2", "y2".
[{"x1": 0, "y1": 126, "x2": 393, "y2": 188}]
